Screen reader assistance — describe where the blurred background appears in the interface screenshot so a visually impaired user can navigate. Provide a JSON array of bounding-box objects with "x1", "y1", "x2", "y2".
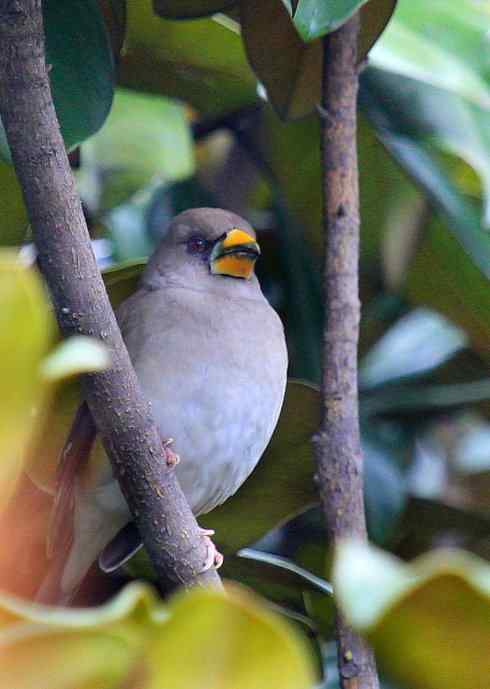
[{"x1": 0, "y1": 1, "x2": 489, "y2": 688}]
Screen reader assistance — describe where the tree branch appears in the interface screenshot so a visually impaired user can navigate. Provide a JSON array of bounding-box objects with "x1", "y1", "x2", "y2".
[
  {"x1": 312, "y1": 14, "x2": 380, "y2": 689},
  {"x1": 0, "y1": 0, "x2": 221, "y2": 591}
]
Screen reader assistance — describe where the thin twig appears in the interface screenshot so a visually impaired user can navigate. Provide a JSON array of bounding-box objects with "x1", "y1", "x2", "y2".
[
  {"x1": 312, "y1": 14, "x2": 380, "y2": 689},
  {"x1": 0, "y1": 0, "x2": 221, "y2": 591}
]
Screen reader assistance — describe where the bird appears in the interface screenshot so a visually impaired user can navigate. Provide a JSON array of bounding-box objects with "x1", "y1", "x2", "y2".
[{"x1": 36, "y1": 207, "x2": 288, "y2": 603}]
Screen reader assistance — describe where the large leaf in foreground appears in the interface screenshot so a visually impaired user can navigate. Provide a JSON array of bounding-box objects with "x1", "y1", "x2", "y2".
[
  {"x1": 0, "y1": 583, "x2": 315, "y2": 689},
  {"x1": 0, "y1": 255, "x2": 54, "y2": 509},
  {"x1": 334, "y1": 543, "x2": 490, "y2": 689}
]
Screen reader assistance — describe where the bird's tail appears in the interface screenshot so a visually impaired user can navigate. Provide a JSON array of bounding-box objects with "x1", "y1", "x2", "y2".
[{"x1": 35, "y1": 487, "x2": 128, "y2": 606}]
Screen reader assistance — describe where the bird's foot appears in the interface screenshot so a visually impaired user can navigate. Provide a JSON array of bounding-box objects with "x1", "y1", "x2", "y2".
[
  {"x1": 199, "y1": 528, "x2": 224, "y2": 571},
  {"x1": 162, "y1": 437, "x2": 180, "y2": 468}
]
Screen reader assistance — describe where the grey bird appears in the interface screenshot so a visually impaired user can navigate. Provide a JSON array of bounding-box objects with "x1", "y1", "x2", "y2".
[{"x1": 37, "y1": 208, "x2": 288, "y2": 602}]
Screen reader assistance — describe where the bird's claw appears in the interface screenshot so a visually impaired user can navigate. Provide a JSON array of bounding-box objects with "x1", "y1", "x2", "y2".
[
  {"x1": 199, "y1": 528, "x2": 224, "y2": 571},
  {"x1": 162, "y1": 438, "x2": 180, "y2": 468}
]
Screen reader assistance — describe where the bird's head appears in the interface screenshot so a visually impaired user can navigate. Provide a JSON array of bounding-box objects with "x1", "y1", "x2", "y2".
[{"x1": 143, "y1": 208, "x2": 261, "y2": 289}]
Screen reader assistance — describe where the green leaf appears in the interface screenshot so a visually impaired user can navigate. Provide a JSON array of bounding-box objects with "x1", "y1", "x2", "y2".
[
  {"x1": 360, "y1": 308, "x2": 467, "y2": 389},
  {"x1": 370, "y1": 0, "x2": 490, "y2": 111},
  {"x1": 0, "y1": 254, "x2": 54, "y2": 510},
  {"x1": 146, "y1": 585, "x2": 316, "y2": 689},
  {"x1": 0, "y1": 162, "x2": 28, "y2": 246},
  {"x1": 0, "y1": 0, "x2": 115, "y2": 161},
  {"x1": 103, "y1": 259, "x2": 146, "y2": 308},
  {"x1": 220, "y1": 549, "x2": 332, "y2": 614},
  {"x1": 40, "y1": 336, "x2": 111, "y2": 382},
  {"x1": 81, "y1": 89, "x2": 194, "y2": 211},
  {"x1": 120, "y1": 0, "x2": 256, "y2": 115},
  {"x1": 153, "y1": 0, "x2": 237, "y2": 19},
  {"x1": 405, "y1": 212, "x2": 490, "y2": 364},
  {"x1": 0, "y1": 583, "x2": 316, "y2": 689},
  {"x1": 291, "y1": 0, "x2": 371, "y2": 42},
  {"x1": 334, "y1": 543, "x2": 490, "y2": 689},
  {"x1": 240, "y1": 0, "x2": 396, "y2": 119},
  {"x1": 367, "y1": 0, "x2": 490, "y2": 225}
]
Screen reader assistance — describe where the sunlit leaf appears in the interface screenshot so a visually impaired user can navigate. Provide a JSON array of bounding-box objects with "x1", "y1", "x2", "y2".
[
  {"x1": 334, "y1": 543, "x2": 490, "y2": 689},
  {"x1": 0, "y1": 0, "x2": 114, "y2": 161},
  {"x1": 0, "y1": 254, "x2": 54, "y2": 509}
]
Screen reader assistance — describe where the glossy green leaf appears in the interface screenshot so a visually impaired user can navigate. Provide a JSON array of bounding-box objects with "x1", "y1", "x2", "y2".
[
  {"x1": 81, "y1": 89, "x2": 194, "y2": 211},
  {"x1": 146, "y1": 585, "x2": 316, "y2": 689},
  {"x1": 291, "y1": 0, "x2": 370, "y2": 42},
  {"x1": 0, "y1": 254, "x2": 54, "y2": 510},
  {"x1": 367, "y1": 0, "x2": 490, "y2": 225},
  {"x1": 334, "y1": 543, "x2": 490, "y2": 689},
  {"x1": 153, "y1": 0, "x2": 237, "y2": 19},
  {"x1": 370, "y1": 0, "x2": 490, "y2": 111},
  {"x1": 240, "y1": 0, "x2": 396, "y2": 119},
  {"x1": 0, "y1": 0, "x2": 115, "y2": 162},
  {"x1": 120, "y1": 0, "x2": 256, "y2": 115},
  {"x1": 40, "y1": 336, "x2": 111, "y2": 382}
]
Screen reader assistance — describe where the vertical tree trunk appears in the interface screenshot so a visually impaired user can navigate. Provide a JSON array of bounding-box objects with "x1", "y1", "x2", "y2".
[
  {"x1": 0, "y1": 0, "x2": 220, "y2": 591},
  {"x1": 313, "y1": 13, "x2": 380, "y2": 689}
]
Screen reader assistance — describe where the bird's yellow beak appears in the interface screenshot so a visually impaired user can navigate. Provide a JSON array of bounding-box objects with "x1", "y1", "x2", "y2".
[{"x1": 210, "y1": 228, "x2": 260, "y2": 280}]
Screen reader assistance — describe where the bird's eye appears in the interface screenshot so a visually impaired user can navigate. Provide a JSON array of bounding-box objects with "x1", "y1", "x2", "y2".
[{"x1": 186, "y1": 235, "x2": 208, "y2": 254}]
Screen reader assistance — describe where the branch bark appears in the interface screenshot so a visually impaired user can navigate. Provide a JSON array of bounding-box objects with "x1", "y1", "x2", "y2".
[
  {"x1": 312, "y1": 14, "x2": 380, "y2": 689},
  {"x1": 0, "y1": 0, "x2": 221, "y2": 591}
]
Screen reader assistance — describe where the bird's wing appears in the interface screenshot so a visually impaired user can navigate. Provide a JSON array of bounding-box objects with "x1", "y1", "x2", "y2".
[{"x1": 46, "y1": 401, "x2": 97, "y2": 559}]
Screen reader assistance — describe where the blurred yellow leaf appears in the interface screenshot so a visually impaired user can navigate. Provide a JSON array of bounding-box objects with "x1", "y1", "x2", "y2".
[
  {"x1": 0, "y1": 582, "x2": 315, "y2": 689},
  {"x1": 334, "y1": 543, "x2": 490, "y2": 689},
  {"x1": 0, "y1": 254, "x2": 54, "y2": 509},
  {"x1": 146, "y1": 585, "x2": 316, "y2": 689}
]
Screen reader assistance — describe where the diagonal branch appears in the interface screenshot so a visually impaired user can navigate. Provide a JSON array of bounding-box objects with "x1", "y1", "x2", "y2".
[
  {"x1": 312, "y1": 13, "x2": 380, "y2": 689},
  {"x1": 0, "y1": 0, "x2": 220, "y2": 591}
]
